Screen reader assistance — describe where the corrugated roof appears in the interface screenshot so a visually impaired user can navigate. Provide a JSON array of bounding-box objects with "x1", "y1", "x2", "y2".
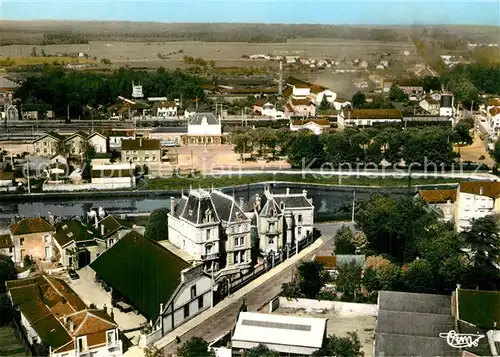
[
  {"x1": 90, "y1": 231, "x2": 190, "y2": 320},
  {"x1": 417, "y1": 189, "x2": 457, "y2": 203},
  {"x1": 232, "y1": 312, "x2": 327, "y2": 352}
]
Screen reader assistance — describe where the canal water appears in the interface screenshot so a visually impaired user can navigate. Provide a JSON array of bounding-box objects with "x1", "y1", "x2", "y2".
[{"x1": 0, "y1": 182, "x2": 437, "y2": 227}]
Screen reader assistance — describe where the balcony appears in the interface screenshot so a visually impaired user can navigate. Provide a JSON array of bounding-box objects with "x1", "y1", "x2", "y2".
[{"x1": 201, "y1": 252, "x2": 220, "y2": 260}]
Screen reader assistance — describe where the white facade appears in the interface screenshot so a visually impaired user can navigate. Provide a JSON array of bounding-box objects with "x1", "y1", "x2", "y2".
[
  {"x1": 159, "y1": 265, "x2": 212, "y2": 333},
  {"x1": 315, "y1": 90, "x2": 337, "y2": 106},
  {"x1": 88, "y1": 134, "x2": 108, "y2": 154},
  {"x1": 188, "y1": 120, "x2": 221, "y2": 135},
  {"x1": 292, "y1": 86, "x2": 311, "y2": 98},
  {"x1": 232, "y1": 312, "x2": 327, "y2": 356},
  {"x1": 51, "y1": 331, "x2": 123, "y2": 357},
  {"x1": 289, "y1": 121, "x2": 329, "y2": 135},
  {"x1": 419, "y1": 98, "x2": 440, "y2": 115},
  {"x1": 337, "y1": 111, "x2": 402, "y2": 128},
  {"x1": 455, "y1": 191, "x2": 495, "y2": 232},
  {"x1": 157, "y1": 105, "x2": 178, "y2": 118},
  {"x1": 109, "y1": 135, "x2": 135, "y2": 151}
]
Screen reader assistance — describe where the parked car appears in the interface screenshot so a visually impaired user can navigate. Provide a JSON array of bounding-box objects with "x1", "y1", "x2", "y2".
[{"x1": 68, "y1": 269, "x2": 80, "y2": 280}]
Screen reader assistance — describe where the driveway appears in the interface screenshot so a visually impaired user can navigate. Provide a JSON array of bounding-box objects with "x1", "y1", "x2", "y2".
[{"x1": 66, "y1": 266, "x2": 147, "y2": 331}]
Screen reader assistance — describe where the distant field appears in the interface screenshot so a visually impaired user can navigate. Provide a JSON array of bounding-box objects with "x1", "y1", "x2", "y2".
[
  {"x1": 0, "y1": 56, "x2": 96, "y2": 66},
  {"x1": 0, "y1": 39, "x2": 415, "y2": 65}
]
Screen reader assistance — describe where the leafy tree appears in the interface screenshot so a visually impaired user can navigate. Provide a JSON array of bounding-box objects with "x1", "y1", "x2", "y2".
[
  {"x1": 232, "y1": 131, "x2": 253, "y2": 161},
  {"x1": 312, "y1": 332, "x2": 364, "y2": 357},
  {"x1": 319, "y1": 95, "x2": 331, "y2": 111},
  {"x1": 422, "y1": 76, "x2": 442, "y2": 92},
  {"x1": 401, "y1": 259, "x2": 436, "y2": 294},
  {"x1": 491, "y1": 140, "x2": 500, "y2": 164},
  {"x1": 334, "y1": 225, "x2": 356, "y2": 254},
  {"x1": 281, "y1": 261, "x2": 327, "y2": 299},
  {"x1": 336, "y1": 261, "x2": 362, "y2": 301},
  {"x1": 454, "y1": 121, "x2": 473, "y2": 145},
  {"x1": 177, "y1": 337, "x2": 215, "y2": 357},
  {"x1": 0, "y1": 255, "x2": 16, "y2": 293},
  {"x1": 389, "y1": 85, "x2": 408, "y2": 102},
  {"x1": 144, "y1": 208, "x2": 169, "y2": 241},
  {"x1": 460, "y1": 215, "x2": 500, "y2": 267},
  {"x1": 351, "y1": 91, "x2": 366, "y2": 108},
  {"x1": 287, "y1": 132, "x2": 324, "y2": 168},
  {"x1": 244, "y1": 344, "x2": 280, "y2": 357}
]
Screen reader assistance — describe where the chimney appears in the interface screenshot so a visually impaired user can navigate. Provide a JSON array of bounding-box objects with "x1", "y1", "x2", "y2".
[
  {"x1": 160, "y1": 303, "x2": 164, "y2": 315},
  {"x1": 302, "y1": 189, "x2": 307, "y2": 197},
  {"x1": 100, "y1": 223, "x2": 105, "y2": 236},
  {"x1": 94, "y1": 214, "x2": 98, "y2": 229},
  {"x1": 62, "y1": 315, "x2": 67, "y2": 325},
  {"x1": 286, "y1": 188, "x2": 290, "y2": 196},
  {"x1": 48, "y1": 212, "x2": 54, "y2": 226},
  {"x1": 170, "y1": 197, "x2": 175, "y2": 213},
  {"x1": 479, "y1": 186, "x2": 483, "y2": 195},
  {"x1": 69, "y1": 319, "x2": 75, "y2": 332},
  {"x1": 139, "y1": 137, "x2": 142, "y2": 147},
  {"x1": 239, "y1": 197, "x2": 244, "y2": 208}
]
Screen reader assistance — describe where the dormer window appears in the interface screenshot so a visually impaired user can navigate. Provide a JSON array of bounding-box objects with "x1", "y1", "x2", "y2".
[
  {"x1": 67, "y1": 232, "x2": 73, "y2": 238},
  {"x1": 106, "y1": 330, "x2": 117, "y2": 345},
  {"x1": 62, "y1": 225, "x2": 68, "y2": 230}
]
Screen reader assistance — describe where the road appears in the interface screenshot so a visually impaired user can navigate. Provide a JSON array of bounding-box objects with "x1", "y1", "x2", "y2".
[{"x1": 160, "y1": 222, "x2": 352, "y2": 356}]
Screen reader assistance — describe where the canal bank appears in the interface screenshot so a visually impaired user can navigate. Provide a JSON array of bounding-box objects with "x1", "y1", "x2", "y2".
[{"x1": 0, "y1": 181, "x2": 459, "y2": 227}]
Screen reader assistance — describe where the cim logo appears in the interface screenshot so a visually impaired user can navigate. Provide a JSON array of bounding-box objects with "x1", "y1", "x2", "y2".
[{"x1": 439, "y1": 330, "x2": 486, "y2": 348}]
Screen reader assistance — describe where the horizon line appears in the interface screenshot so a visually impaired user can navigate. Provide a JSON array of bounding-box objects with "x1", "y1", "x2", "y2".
[{"x1": 0, "y1": 19, "x2": 498, "y2": 27}]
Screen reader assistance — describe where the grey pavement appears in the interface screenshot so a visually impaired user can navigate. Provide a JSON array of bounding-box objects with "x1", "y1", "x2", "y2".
[{"x1": 159, "y1": 222, "x2": 351, "y2": 356}]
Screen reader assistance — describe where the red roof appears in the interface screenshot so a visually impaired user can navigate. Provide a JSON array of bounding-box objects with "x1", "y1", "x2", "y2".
[{"x1": 291, "y1": 98, "x2": 315, "y2": 106}]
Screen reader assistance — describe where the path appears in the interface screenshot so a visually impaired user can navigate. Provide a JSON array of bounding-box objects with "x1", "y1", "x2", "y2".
[{"x1": 158, "y1": 222, "x2": 350, "y2": 356}]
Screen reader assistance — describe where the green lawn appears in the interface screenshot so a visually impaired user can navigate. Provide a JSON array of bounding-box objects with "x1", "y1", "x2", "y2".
[{"x1": 144, "y1": 173, "x2": 460, "y2": 190}]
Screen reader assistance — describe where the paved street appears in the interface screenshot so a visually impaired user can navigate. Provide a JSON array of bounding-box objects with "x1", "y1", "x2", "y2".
[{"x1": 160, "y1": 222, "x2": 352, "y2": 356}]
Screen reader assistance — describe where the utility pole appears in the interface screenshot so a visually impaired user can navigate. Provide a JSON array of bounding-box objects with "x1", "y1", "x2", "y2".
[
  {"x1": 27, "y1": 156, "x2": 31, "y2": 194},
  {"x1": 351, "y1": 191, "x2": 356, "y2": 222}
]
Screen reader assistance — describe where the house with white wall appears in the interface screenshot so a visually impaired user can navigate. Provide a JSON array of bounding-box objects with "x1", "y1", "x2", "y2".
[
  {"x1": 416, "y1": 189, "x2": 457, "y2": 223},
  {"x1": 419, "y1": 97, "x2": 440, "y2": 115},
  {"x1": 88, "y1": 132, "x2": 108, "y2": 154},
  {"x1": 10, "y1": 217, "x2": 55, "y2": 264},
  {"x1": 337, "y1": 109, "x2": 402, "y2": 129},
  {"x1": 109, "y1": 133, "x2": 135, "y2": 152},
  {"x1": 185, "y1": 113, "x2": 223, "y2": 145},
  {"x1": 91, "y1": 163, "x2": 135, "y2": 189},
  {"x1": 156, "y1": 101, "x2": 178, "y2": 118},
  {"x1": 6, "y1": 275, "x2": 123, "y2": 357},
  {"x1": 90, "y1": 231, "x2": 212, "y2": 347},
  {"x1": 289, "y1": 119, "x2": 330, "y2": 135},
  {"x1": 285, "y1": 98, "x2": 316, "y2": 118},
  {"x1": 168, "y1": 189, "x2": 252, "y2": 276},
  {"x1": 244, "y1": 187, "x2": 314, "y2": 258},
  {"x1": 454, "y1": 181, "x2": 500, "y2": 232}
]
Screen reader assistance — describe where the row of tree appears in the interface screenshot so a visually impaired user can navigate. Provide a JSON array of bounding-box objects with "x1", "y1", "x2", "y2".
[
  {"x1": 14, "y1": 67, "x2": 204, "y2": 118},
  {"x1": 231, "y1": 125, "x2": 470, "y2": 168}
]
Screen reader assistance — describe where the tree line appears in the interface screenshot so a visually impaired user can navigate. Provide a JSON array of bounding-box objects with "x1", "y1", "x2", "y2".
[
  {"x1": 14, "y1": 67, "x2": 204, "y2": 118},
  {"x1": 232, "y1": 124, "x2": 473, "y2": 169}
]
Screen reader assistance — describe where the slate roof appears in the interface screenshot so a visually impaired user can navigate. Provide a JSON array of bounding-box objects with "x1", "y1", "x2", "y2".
[
  {"x1": 90, "y1": 231, "x2": 190, "y2": 321},
  {"x1": 53, "y1": 220, "x2": 101, "y2": 248},
  {"x1": 457, "y1": 288, "x2": 500, "y2": 329},
  {"x1": 375, "y1": 291, "x2": 458, "y2": 357},
  {"x1": 417, "y1": 189, "x2": 457, "y2": 203},
  {"x1": 210, "y1": 190, "x2": 248, "y2": 223},
  {"x1": 151, "y1": 127, "x2": 188, "y2": 134},
  {"x1": 189, "y1": 113, "x2": 219, "y2": 125},
  {"x1": 459, "y1": 181, "x2": 500, "y2": 199},
  {"x1": 33, "y1": 131, "x2": 65, "y2": 143},
  {"x1": 173, "y1": 190, "x2": 219, "y2": 225},
  {"x1": 121, "y1": 138, "x2": 161, "y2": 151},
  {"x1": 98, "y1": 215, "x2": 134, "y2": 239},
  {"x1": 273, "y1": 195, "x2": 314, "y2": 209},
  {"x1": 10, "y1": 217, "x2": 54, "y2": 236},
  {"x1": 0, "y1": 233, "x2": 13, "y2": 249}
]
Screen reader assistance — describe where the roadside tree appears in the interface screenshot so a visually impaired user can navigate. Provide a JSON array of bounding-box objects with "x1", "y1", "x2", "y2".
[
  {"x1": 176, "y1": 337, "x2": 215, "y2": 357},
  {"x1": 312, "y1": 332, "x2": 364, "y2": 357}
]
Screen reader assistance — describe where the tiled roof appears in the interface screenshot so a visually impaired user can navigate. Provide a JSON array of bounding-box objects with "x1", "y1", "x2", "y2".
[
  {"x1": 292, "y1": 119, "x2": 330, "y2": 126},
  {"x1": 424, "y1": 97, "x2": 440, "y2": 105},
  {"x1": 489, "y1": 107, "x2": 500, "y2": 116},
  {"x1": 345, "y1": 109, "x2": 402, "y2": 120},
  {"x1": 457, "y1": 288, "x2": 500, "y2": 329},
  {"x1": 64, "y1": 131, "x2": 88, "y2": 141},
  {"x1": 254, "y1": 99, "x2": 267, "y2": 107},
  {"x1": 291, "y1": 98, "x2": 315, "y2": 107},
  {"x1": 121, "y1": 138, "x2": 161, "y2": 151},
  {"x1": 459, "y1": 181, "x2": 500, "y2": 198},
  {"x1": 417, "y1": 189, "x2": 457, "y2": 203},
  {"x1": 0, "y1": 171, "x2": 14, "y2": 181},
  {"x1": 488, "y1": 98, "x2": 500, "y2": 106},
  {"x1": 0, "y1": 233, "x2": 13, "y2": 249},
  {"x1": 314, "y1": 255, "x2": 337, "y2": 269},
  {"x1": 10, "y1": 217, "x2": 54, "y2": 236},
  {"x1": 90, "y1": 231, "x2": 190, "y2": 320}
]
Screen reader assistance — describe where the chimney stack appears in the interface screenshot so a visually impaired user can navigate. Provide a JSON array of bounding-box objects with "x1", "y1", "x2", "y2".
[
  {"x1": 286, "y1": 188, "x2": 290, "y2": 196},
  {"x1": 170, "y1": 197, "x2": 175, "y2": 213},
  {"x1": 94, "y1": 214, "x2": 98, "y2": 229},
  {"x1": 302, "y1": 189, "x2": 307, "y2": 197},
  {"x1": 69, "y1": 319, "x2": 75, "y2": 332},
  {"x1": 48, "y1": 212, "x2": 54, "y2": 226},
  {"x1": 239, "y1": 197, "x2": 244, "y2": 208},
  {"x1": 480, "y1": 186, "x2": 484, "y2": 195}
]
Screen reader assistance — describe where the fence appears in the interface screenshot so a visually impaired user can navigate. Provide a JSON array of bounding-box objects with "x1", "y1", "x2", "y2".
[{"x1": 276, "y1": 297, "x2": 378, "y2": 316}]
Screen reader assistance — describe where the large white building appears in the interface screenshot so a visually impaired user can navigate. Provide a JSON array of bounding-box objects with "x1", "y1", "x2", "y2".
[
  {"x1": 184, "y1": 113, "x2": 223, "y2": 145},
  {"x1": 231, "y1": 312, "x2": 327, "y2": 356},
  {"x1": 245, "y1": 187, "x2": 314, "y2": 257},
  {"x1": 168, "y1": 188, "x2": 252, "y2": 275},
  {"x1": 454, "y1": 181, "x2": 500, "y2": 232}
]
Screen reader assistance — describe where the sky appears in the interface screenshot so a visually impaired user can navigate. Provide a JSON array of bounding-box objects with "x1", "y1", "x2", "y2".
[{"x1": 1, "y1": 0, "x2": 499, "y2": 25}]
